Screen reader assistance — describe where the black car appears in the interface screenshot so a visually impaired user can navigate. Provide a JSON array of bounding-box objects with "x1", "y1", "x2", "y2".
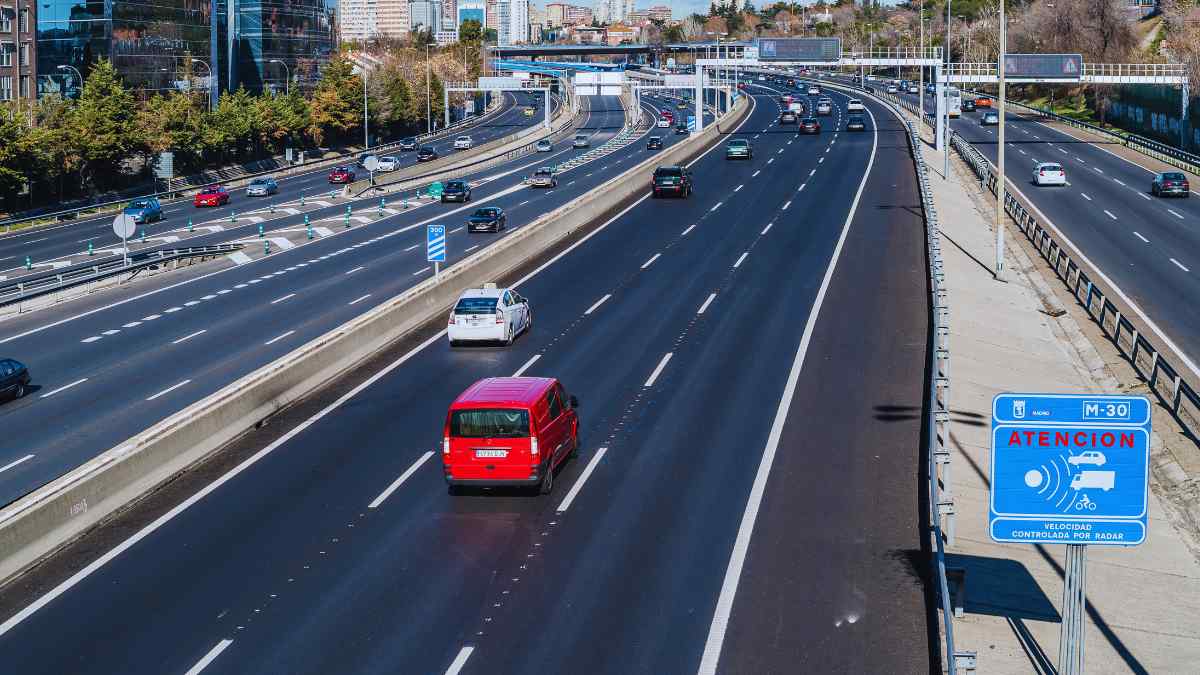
[
  {"x1": 651, "y1": 165, "x2": 693, "y2": 198},
  {"x1": 647, "y1": 136, "x2": 663, "y2": 150},
  {"x1": 400, "y1": 138, "x2": 418, "y2": 151},
  {"x1": 442, "y1": 180, "x2": 472, "y2": 203},
  {"x1": 675, "y1": 122, "x2": 689, "y2": 135},
  {"x1": 1152, "y1": 171, "x2": 1191, "y2": 198},
  {"x1": 799, "y1": 117, "x2": 821, "y2": 134},
  {"x1": 416, "y1": 147, "x2": 439, "y2": 162},
  {"x1": 0, "y1": 358, "x2": 31, "y2": 400},
  {"x1": 467, "y1": 207, "x2": 507, "y2": 232},
  {"x1": 961, "y1": 99, "x2": 977, "y2": 112},
  {"x1": 846, "y1": 114, "x2": 867, "y2": 132}
]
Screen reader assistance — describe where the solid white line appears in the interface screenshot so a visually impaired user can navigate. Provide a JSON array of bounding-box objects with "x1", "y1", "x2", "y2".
[
  {"x1": 781, "y1": 201, "x2": 791, "y2": 210},
  {"x1": 403, "y1": 243, "x2": 420, "y2": 252},
  {"x1": 270, "y1": 293, "x2": 296, "y2": 304},
  {"x1": 1139, "y1": 193, "x2": 1152, "y2": 201},
  {"x1": 641, "y1": 253, "x2": 661, "y2": 269},
  {"x1": 761, "y1": 222, "x2": 774, "y2": 235},
  {"x1": 1113, "y1": 179, "x2": 1125, "y2": 186},
  {"x1": 733, "y1": 252, "x2": 749, "y2": 268},
  {"x1": 1133, "y1": 231, "x2": 1149, "y2": 243},
  {"x1": 1168, "y1": 209, "x2": 1184, "y2": 220},
  {"x1": 512, "y1": 354, "x2": 541, "y2": 377},
  {"x1": 367, "y1": 451, "x2": 434, "y2": 509},
  {"x1": 172, "y1": 330, "x2": 207, "y2": 345},
  {"x1": 146, "y1": 379, "x2": 191, "y2": 401},
  {"x1": 349, "y1": 294, "x2": 372, "y2": 305},
  {"x1": 40, "y1": 378, "x2": 88, "y2": 399},
  {"x1": 710, "y1": 202, "x2": 723, "y2": 212},
  {"x1": 697, "y1": 96, "x2": 880, "y2": 675},
  {"x1": 584, "y1": 294, "x2": 611, "y2": 315},
  {"x1": 697, "y1": 293, "x2": 717, "y2": 315},
  {"x1": 445, "y1": 646, "x2": 475, "y2": 675},
  {"x1": 345, "y1": 266, "x2": 365, "y2": 275},
  {"x1": 643, "y1": 353, "x2": 673, "y2": 387},
  {"x1": 1104, "y1": 210, "x2": 1118, "y2": 220},
  {"x1": 555, "y1": 447, "x2": 609, "y2": 513},
  {"x1": 264, "y1": 330, "x2": 295, "y2": 345},
  {"x1": 0, "y1": 454, "x2": 35, "y2": 474},
  {"x1": 681, "y1": 223, "x2": 697, "y2": 236},
  {"x1": 1171, "y1": 258, "x2": 1190, "y2": 272},
  {"x1": 1080, "y1": 193, "x2": 1092, "y2": 201},
  {"x1": 412, "y1": 266, "x2": 431, "y2": 276},
  {"x1": 751, "y1": 170, "x2": 760, "y2": 177},
  {"x1": 184, "y1": 639, "x2": 234, "y2": 675}
]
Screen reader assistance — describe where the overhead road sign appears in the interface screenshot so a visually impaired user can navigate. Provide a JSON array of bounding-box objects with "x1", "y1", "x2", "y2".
[
  {"x1": 1004, "y1": 54, "x2": 1083, "y2": 81},
  {"x1": 990, "y1": 393, "x2": 1150, "y2": 546},
  {"x1": 664, "y1": 75, "x2": 694, "y2": 88},
  {"x1": 480, "y1": 77, "x2": 523, "y2": 90},
  {"x1": 754, "y1": 38, "x2": 840, "y2": 63}
]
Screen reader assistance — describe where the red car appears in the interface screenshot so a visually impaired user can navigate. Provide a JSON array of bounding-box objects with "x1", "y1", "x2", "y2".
[
  {"x1": 442, "y1": 377, "x2": 579, "y2": 495},
  {"x1": 193, "y1": 185, "x2": 230, "y2": 207},
  {"x1": 328, "y1": 166, "x2": 356, "y2": 184}
]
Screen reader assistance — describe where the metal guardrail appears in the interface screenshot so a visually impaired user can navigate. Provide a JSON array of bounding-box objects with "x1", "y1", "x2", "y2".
[
  {"x1": 0, "y1": 244, "x2": 245, "y2": 310},
  {"x1": 951, "y1": 131, "x2": 1200, "y2": 445}
]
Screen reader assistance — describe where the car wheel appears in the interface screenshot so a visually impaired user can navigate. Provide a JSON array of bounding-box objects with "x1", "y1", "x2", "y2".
[
  {"x1": 14, "y1": 383, "x2": 25, "y2": 399},
  {"x1": 1152, "y1": 185, "x2": 1158, "y2": 196},
  {"x1": 505, "y1": 325, "x2": 514, "y2": 346},
  {"x1": 538, "y1": 461, "x2": 554, "y2": 495}
]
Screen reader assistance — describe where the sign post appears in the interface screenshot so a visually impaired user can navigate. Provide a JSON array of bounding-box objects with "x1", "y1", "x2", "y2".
[
  {"x1": 112, "y1": 213, "x2": 136, "y2": 267},
  {"x1": 991, "y1": 393, "x2": 1150, "y2": 675},
  {"x1": 426, "y1": 224, "x2": 446, "y2": 282}
]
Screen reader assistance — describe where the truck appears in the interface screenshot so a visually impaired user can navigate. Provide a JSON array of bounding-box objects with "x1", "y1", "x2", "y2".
[{"x1": 1070, "y1": 470, "x2": 1115, "y2": 491}]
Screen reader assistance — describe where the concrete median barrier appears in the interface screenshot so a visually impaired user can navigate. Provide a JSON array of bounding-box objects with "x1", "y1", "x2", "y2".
[{"x1": 0, "y1": 94, "x2": 750, "y2": 587}]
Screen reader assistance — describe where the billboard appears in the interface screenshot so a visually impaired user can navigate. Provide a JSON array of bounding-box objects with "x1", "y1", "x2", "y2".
[
  {"x1": 754, "y1": 38, "x2": 841, "y2": 62},
  {"x1": 1003, "y1": 54, "x2": 1083, "y2": 80}
]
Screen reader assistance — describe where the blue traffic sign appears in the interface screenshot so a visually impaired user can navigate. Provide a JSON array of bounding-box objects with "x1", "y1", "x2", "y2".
[
  {"x1": 686, "y1": 115, "x2": 697, "y2": 132},
  {"x1": 426, "y1": 224, "x2": 446, "y2": 263},
  {"x1": 990, "y1": 393, "x2": 1150, "y2": 545}
]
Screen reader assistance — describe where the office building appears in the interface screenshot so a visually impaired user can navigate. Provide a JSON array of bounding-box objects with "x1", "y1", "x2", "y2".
[
  {"x1": 409, "y1": 0, "x2": 443, "y2": 33},
  {"x1": 497, "y1": 0, "x2": 527, "y2": 45},
  {"x1": 1, "y1": 0, "x2": 35, "y2": 101},
  {"x1": 457, "y1": 0, "x2": 486, "y2": 28},
  {"x1": 564, "y1": 5, "x2": 592, "y2": 25},
  {"x1": 485, "y1": 0, "x2": 499, "y2": 34},
  {"x1": 378, "y1": 0, "x2": 412, "y2": 38},
  {"x1": 341, "y1": 0, "x2": 381, "y2": 42}
]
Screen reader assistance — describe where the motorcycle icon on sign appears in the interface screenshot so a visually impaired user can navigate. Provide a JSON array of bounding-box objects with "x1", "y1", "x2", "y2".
[
  {"x1": 1070, "y1": 470, "x2": 1115, "y2": 492},
  {"x1": 1074, "y1": 494, "x2": 1098, "y2": 511}
]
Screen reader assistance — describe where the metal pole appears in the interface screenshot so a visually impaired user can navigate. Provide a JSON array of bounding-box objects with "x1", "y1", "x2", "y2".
[
  {"x1": 544, "y1": 88, "x2": 550, "y2": 130},
  {"x1": 444, "y1": 88, "x2": 450, "y2": 129},
  {"x1": 945, "y1": 0, "x2": 952, "y2": 178},
  {"x1": 1058, "y1": 544, "x2": 1087, "y2": 675},
  {"x1": 362, "y1": 70, "x2": 370, "y2": 150},
  {"x1": 426, "y1": 46, "x2": 433, "y2": 135},
  {"x1": 695, "y1": 64, "x2": 704, "y2": 133},
  {"x1": 995, "y1": 2, "x2": 1007, "y2": 280},
  {"x1": 919, "y1": 11, "x2": 925, "y2": 118}
]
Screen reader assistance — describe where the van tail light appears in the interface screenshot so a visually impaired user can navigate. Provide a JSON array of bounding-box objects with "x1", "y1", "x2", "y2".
[
  {"x1": 448, "y1": 313, "x2": 455, "y2": 327},
  {"x1": 443, "y1": 437, "x2": 450, "y2": 454},
  {"x1": 1039, "y1": 169, "x2": 1046, "y2": 176},
  {"x1": 530, "y1": 436, "x2": 538, "y2": 456}
]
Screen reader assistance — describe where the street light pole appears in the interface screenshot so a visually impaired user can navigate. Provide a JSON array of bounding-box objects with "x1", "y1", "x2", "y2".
[
  {"x1": 362, "y1": 69, "x2": 370, "y2": 150},
  {"x1": 426, "y1": 45, "x2": 433, "y2": 135},
  {"x1": 270, "y1": 59, "x2": 291, "y2": 96},
  {"x1": 996, "y1": 0, "x2": 1007, "y2": 280},
  {"x1": 945, "y1": 0, "x2": 952, "y2": 179}
]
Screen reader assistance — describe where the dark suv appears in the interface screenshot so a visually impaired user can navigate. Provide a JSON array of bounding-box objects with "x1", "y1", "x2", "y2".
[
  {"x1": 651, "y1": 166, "x2": 693, "y2": 198},
  {"x1": 1152, "y1": 172, "x2": 1191, "y2": 198},
  {"x1": 442, "y1": 180, "x2": 472, "y2": 203}
]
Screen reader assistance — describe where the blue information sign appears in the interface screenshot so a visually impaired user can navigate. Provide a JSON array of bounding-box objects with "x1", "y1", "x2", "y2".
[
  {"x1": 687, "y1": 115, "x2": 697, "y2": 132},
  {"x1": 990, "y1": 393, "x2": 1150, "y2": 546},
  {"x1": 426, "y1": 224, "x2": 446, "y2": 263}
]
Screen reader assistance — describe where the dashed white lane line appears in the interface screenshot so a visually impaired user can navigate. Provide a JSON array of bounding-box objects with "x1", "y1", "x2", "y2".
[
  {"x1": 0, "y1": 454, "x2": 35, "y2": 474},
  {"x1": 1018, "y1": 149, "x2": 1027, "y2": 155},
  {"x1": 781, "y1": 201, "x2": 791, "y2": 211},
  {"x1": 555, "y1": 446, "x2": 609, "y2": 513},
  {"x1": 1095, "y1": 167, "x2": 1105, "y2": 174},
  {"x1": 734, "y1": 184, "x2": 743, "y2": 193},
  {"x1": 697, "y1": 293, "x2": 717, "y2": 315},
  {"x1": 1114, "y1": 179, "x2": 1125, "y2": 186},
  {"x1": 1168, "y1": 209, "x2": 1185, "y2": 220},
  {"x1": 172, "y1": 330, "x2": 206, "y2": 345},
  {"x1": 404, "y1": 243, "x2": 420, "y2": 252},
  {"x1": 512, "y1": 354, "x2": 541, "y2": 377},
  {"x1": 1076, "y1": 157, "x2": 1086, "y2": 163},
  {"x1": 643, "y1": 352, "x2": 674, "y2": 387},
  {"x1": 248, "y1": 279, "x2": 262, "y2": 285},
  {"x1": 184, "y1": 639, "x2": 234, "y2": 675},
  {"x1": 184, "y1": 301, "x2": 201, "y2": 307},
  {"x1": 797, "y1": 184, "x2": 807, "y2": 193},
  {"x1": 809, "y1": 169, "x2": 816, "y2": 176},
  {"x1": 450, "y1": 226, "x2": 464, "y2": 234},
  {"x1": 1081, "y1": 193, "x2": 1092, "y2": 201},
  {"x1": 445, "y1": 646, "x2": 475, "y2": 675},
  {"x1": 80, "y1": 336, "x2": 102, "y2": 343},
  {"x1": 270, "y1": 293, "x2": 296, "y2": 304},
  {"x1": 1139, "y1": 193, "x2": 1152, "y2": 201},
  {"x1": 751, "y1": 170, "x2": 760, "y2": 177},
  {"x1": 349, "y1": 294, "x2": 371, "y2": 305},
  {"x1": 1171, "y1": 258, "x2": 1191, "y2": 272},
  {"x1": 142, "y1": 314, "x2": 161, "y2": 321},
  {"x1": 464, "y1": 245, "x2": 479, "y2": 253},
  {"x1": 368, "y1": 451, "x2": 435, "y2": 509},
  {"x1": 102, "y1": 329, "x2": 120, "y2": 336},
  {"x1": 121, "y1": 322, "x2": 141, "y2": 329},
  {"x1": 1133, "y1": 232, "x2": 1150, "y2": 243},
  {"x1": 585, "y1": 294, "x2": 612, "y2": 315},
  {"x1": 819, "y1": 157, "x2": 825, "y2": 163},
  {"x1": 146, "y1": 379, "x2": 191, "y2": 401},
  {"x1": 412, "y1": 266, "x2": 431, "y2": 276},
  {"x1": 1058, "y1": 148, "x2": 1068, "y2": 154},
  {"x1": 777, "y1": 148, "x2": 784, "y2": 154},
  {"x1": 733, "y1": 252, "x2": 749, "y2": 268},
  {"x1": 710, "y1": 202, "x2": 723, "y2": 212},
  {"x1": 641, "y1": 253, "x2": 661, "y2": 269},
  {"x1": 681, "y1": 223, "x2": 697, "y2": 236},
  {"x1": 1104, "y1": 210, "x2": 1118, "y2": 220},
  {"x1": 761, "y1": 222, "x2": 774, "y2": 235},
  {"x1": 40, "y1": 378, "x2": 88, "y2": 399},
  {"x1": 264, "y1": 330, "x2": 295, "y2": 346},
  {"x1": 767, "y1": 158, "x2": 774, "y2": 164},
  {"x1": 345, "y1": 266, "x2": 364, "y2": 275}
]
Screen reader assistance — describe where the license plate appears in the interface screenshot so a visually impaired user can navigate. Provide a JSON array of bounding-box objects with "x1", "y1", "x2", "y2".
[{"x1": 474, "y1": 449, "x2": 507, "y2": 459}]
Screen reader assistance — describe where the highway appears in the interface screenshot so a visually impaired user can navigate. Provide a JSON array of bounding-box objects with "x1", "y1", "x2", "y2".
[
  {"x1": 0, "y1": 90, "x2": 549, "y2": 275},
  {"x1": 0, "y1": 88, "x2": 934, "y2": 674}
]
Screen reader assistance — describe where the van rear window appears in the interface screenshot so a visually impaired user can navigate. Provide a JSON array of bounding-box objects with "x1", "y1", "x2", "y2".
[
  {"x1": 454, "y1": 297, "x2": 498, "y2": 314},
  {"x1": 451, "y1": 409, "x2": 530, "y2": 438}
]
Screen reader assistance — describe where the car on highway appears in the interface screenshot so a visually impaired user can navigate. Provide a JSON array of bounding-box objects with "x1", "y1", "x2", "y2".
[
  {"x1": 376, "y1": 156, "x2": 400, "y2": 172},
  {"x1": 887, "y1": 85, "x2": 899, "y2": 94},
  {"x1": 400, "y1": 138, "x2": 418, "y2": 151},
  {"x1": 799, "y1": 117, "x2": 821, "y2": 134},
  {"x1": 416, "y1": 147, "x2": 439, "y2": 162},
  {"x1": 123, "y1": 197, "x2": 163, "y2": 223},
  {"x1": 1032, "y1": 162, "x2": 1067, "y2": 187},
  {"x1": 523, "y1": 106, "x2": 536, "y2": 117},
  {"x1": 975, "y1": 96, "x2": 993, "y2": 108},
  {"x1": 535, "y1": 139, "x2": 553, "y2": 152},
  {"x1": 441, "y1": 180, "x2": 472, "y2": 203},
  {"x1": 328, "y1": 166, "x2": 356, "y2": 184},
  {"x1": 961, "y1": 98, "x2": 977, "y2": 112},
  {"x1": 0, "y1": 358, "x2": 31, "y2": 401},
  {"x1": 356, "y1": 152, "x2": 376, "y2": 168},
  {"x1": 245, "y1": 177, "x2": 278, "y2": 197},
  {"x1": 529, "y1": 167, "x2": 557, "y2": 188},
  {"x1": 815, "y1": 98, "x2": 833, "y2": 116},
  {"x1": 1151, "y1": 171, "x2": 1191, "y2": 198},
  {"x1": 572, "y1": 134, "x2": 590, "y2": 148},
  {"x1": 908, "y1": 85, "x2": 919, "y2": 94},
  {"x1": 675, "y1": 121, "x2": 689, "y2": 135},
  {"x1": 661, "y1": 110, "x2": 674, "y2": 123},
  {"x1": 453, "y1": 135, "x2": 474, "y2": 150},
  {"x1": 980, "y1": 111, "x2": 1000, "y2": 126},
  {"x1": 847, "y1": 99, "x2": 864, "y2": 112},
  {"x1": 846, "y1": 114, "x2": 867, "y2": 132},
  {"x1": 807, "y1": 85, "x2": 820, "y2": 95},
  {"x1": 467, "y1": 206, "x2": 507, "y2": 232},
  {"x1": 651, "y1": 165, "x2": 693, "y2": 198},
  {"x1": 780, "y1": 111, "x2": 797, "y2": 124},
  {"x1": 657, "y1": 117, "x2": 671, "y2": 128},
  {"x1": 193, "y1": 185, "x2": 230, "y2": 207},
  {"x1": 647, "y1": 136, "x2": 663, "y2": 150},
  {"x1": 725, "y1": 139, "x2": 752, "y2": 160},
  {"x1": 676, "y1": 101, "x2": 688, "y2": 110},
  {"x1": 442, "y1": 376, "x2": 578, "y2": 495},
  {"x1": 446, "y1": 284, "x2": 532, "y2": 348}
]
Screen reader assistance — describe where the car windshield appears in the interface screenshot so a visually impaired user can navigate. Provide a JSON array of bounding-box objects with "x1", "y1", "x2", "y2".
[
  {"x1": 535, "y1": 170, "x2": 552, "y2": 177},
  {"x1": 729, "y1": 140, "x2": 748, "y2": 148},
  {"x1": 129, "y1": 200, "x2": 152, "y2": 208},
  {"x1": 454, "y1": 297, "x2": 498, "y2": 314},
  {"x1": 457, "y1": 137, "x2": 469, "y2": 141},
  {"x1": 803, "y1": 118, "x2": 817, "y2": 123},
  {"x1": 655, "y1": 168, "x2": 683, "y2": 177},
  {"x1": 472, "y1": 208, "x2": 498, "y2": 218},
  {"x1": 446, "y1": 181, "x2": 465, "y2": 190},
  {"x1": 451, "y1": 409, "x2": 530, "y2": 438},
  {"x1": 250, "y1": 179, "x2": 268, "y2": 185},
  {"x1": 1164, "y1": 172, "x2": 1187, "y2": 181},
  {"x1": 575, "y1": 135, "x2": 586, "y2": 141}
]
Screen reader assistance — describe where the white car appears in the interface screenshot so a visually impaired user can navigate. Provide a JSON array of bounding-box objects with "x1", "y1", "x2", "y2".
[
  {"x1": 1033, "y1": 162, "x2": 1067, "y2": 186},
  {"x1": 535, "y1": 139, "x2": 553, "y2": 152},
  {"x1": 573, "y1": 134, "x2": 590, "y2": 148},
  {"x1": 807, "y1": 85, "x2": 820, "y2": 95},
  {"x1": 887, "y1": 85, "x2": 899, "y2": 94},
  {"x1": 447, "y1": 284, "x2": 531, "y2": 346},
  {"x1": 1068, "y1": 451, "x2": 1106, "y2": 466},
  {"x1": 908, "y1": 85, "x2": 919, "y2": 94},
  {"x1": 375, "y1": 156, "x2": 400, "y2": 172},
  {"x1": 846, "y1": 99, "x2": 865, "y2": 112},
  {"x1": 657, "y1": 118, "x2": 670, "y2": 128},
  {"x1": 453, "y1": 136, "x2": 473, "y2": 149}
]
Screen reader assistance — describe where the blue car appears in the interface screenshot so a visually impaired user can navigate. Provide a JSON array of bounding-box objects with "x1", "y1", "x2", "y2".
[{"x1": 124, "y1": 197, "x2": 163, "y2": 224}]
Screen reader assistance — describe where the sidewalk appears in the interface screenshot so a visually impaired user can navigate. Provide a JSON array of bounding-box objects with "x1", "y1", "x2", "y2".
[{"x1": 915, "y1": 126, "x2": 1200, "y2": 673}]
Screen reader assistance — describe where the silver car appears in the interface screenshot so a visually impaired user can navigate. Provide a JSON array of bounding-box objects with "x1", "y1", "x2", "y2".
[
  {"x1": 530, "y1": 168, "x2": 557, "y2": 188},
  {"x1": 536, "y1": 139, "x2": 552, "y2": 152},
  {"x1": 246, "y1": 177, "x2": 278, "y2": 196},
  {"x1": 572, "y1": 134, "x2": 589, "y2": 148}
]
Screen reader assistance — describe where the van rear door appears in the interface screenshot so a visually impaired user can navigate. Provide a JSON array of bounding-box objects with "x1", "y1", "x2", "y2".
[{"x1": 447, "y1": 408, "x2": 534, "y2": 480}]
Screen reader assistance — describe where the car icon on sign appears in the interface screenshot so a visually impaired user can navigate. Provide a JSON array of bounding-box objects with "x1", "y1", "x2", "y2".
[{"x1": 1067, "y1": 451, "x2": 1106, "y2": 467}]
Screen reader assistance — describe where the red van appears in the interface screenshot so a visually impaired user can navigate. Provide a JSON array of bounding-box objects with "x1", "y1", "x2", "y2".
[{"x1": 443, "y1": 377, "x2": 579, "y2": 494}]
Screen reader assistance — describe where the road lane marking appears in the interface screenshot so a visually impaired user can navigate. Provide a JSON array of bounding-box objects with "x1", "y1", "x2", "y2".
[
  {"x1": 270, "y1": 293, "x2": 296, "y2": 304},
  {"x1": 710, "y1": 202, "x2": 723, "y2": 211},
  {"x1": 1171, "y1": 258, "x2": 1190, "y2": 272},
  {"x1": 1095, "y1": 167, "x2": 1104, "y2": 174},
  {"x1": 767, "y1": 158, "x2": 774, "y2": 164},
  {"x1": 1018, "y1": 149, "x2": 1027, "y2": 155},
  {"x1": 368, "y1": 451, "x2": 435, "y2": 509},
  {"x1": 781, "y1": 201, "x2": 791, "y2": 210},
  {"x1": 643, "y1": 353, "x2": 673, "y2": 387},
  {"x1": 172, "y1": 330, "x2": 206, "y2": 345},
  {"x1": 412, "y1": 266, "x2": 431, "y2": 276},
  {"x1": 121, "y1": 322, "x2": 141, "y2": 328},
  {"x1": 733, "y1": 185, "x2": 743, "y2": 193},
  {"x1": 345, "y1": 266, "x2": 364, "y2": 275},
  {"x1": 697, "y1": 293, "x2": 717, "y2": 314},
  {"x1": 1133, "y1": 232, "x2": 1149, "y2": 243},
  {"x1": 1168, "y1": 209, "x2": 1184, "y2": 219},
  {"x1": 512, "y1": 354, "x2": 541, "y2": 377},
  {"x1": 1104, "y1": 210, "x2": 1118, "y2": 220},
  {"x1": 184, "y1": 639, "x2": 234, "y2": 675},
  {"x1": 404, "y1": 243, "x2": 420, "y2": 251},
  {"x1": 809, "y1": 169, "x2": 817, "y2": 176},
  {"x1": 681, "y1": 223, "x2": 697, "y2": 236},
  {"x1": 1114, "y1": 179, "x2": 1125, "y2": 186},
  {"x1": 142, "y1": 314, "x2": 161, "y2": 321},
  {"x1": 1080, "y1": 193, "x2": 1092, "y2": 201},
  {"x1": 761, "y1": 222, "x2": 774, "y2": 235},
  {"x1": 733, "y1": 252, "x2": 749, "y2": 268},
  {"x1": 751, "y1": 170, "x2": 760, "y2": 177},
  {"x1": 349, "y1": 294, "x2": 371, "y2": 305},
  {"x1": 585, "y1": 294, "x2": 611, "y2": 315},
  {"x1": 80, "y1": 336, "x2": 102, "y2": 343},
  {"x1": 1059, "y1": 148, "x2": 1068, "y2": 154},
  {"x1": 0, "y1": 455, "x2": 35, "y2": 473},
  {"x1": 445, "y1": 646, "x2": 475, "y2": 675},
  {"x1": 40, "y1": 378, "x2": 88, "y2": 398},
  {"x1": 797, "y1": 183, "x2": 807, "y2": 192},
  {"x1": 641, "y1": 253, "x2": 661, "y2": 269},
  {"x1": 146, "y1": 379, "x2": 191, "y2": 401},
  {"x1": 264, "y1": 330, "x2": 295, "y2": 345},
  {"x1": 819, "y1": 157, "x2": 825, "y2": 163},
  {"x1": 556, "y1": 446, "x2": 608, "y2": 513},
  {"x1": 1139, "y1": 193, "x2": 1151, "y2": 200}
]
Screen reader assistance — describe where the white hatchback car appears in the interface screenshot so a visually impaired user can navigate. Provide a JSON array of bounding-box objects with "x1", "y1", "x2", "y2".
[
  {"x1": 453, "y1": 136, "x2": 473, "y2": 149},
  {"x1": 447, "y1": 284, "x2": 532, "y2": 346},
  {"x1": 375, "y1": 156, "x2": 400, "y2": 172},
  {"x1": 657, "y1": 118, "x2": 671, "y2": 128},
  {"x1": 1033, "y1": 162, "x2": 1067, "y2": 186},
  {"x1": 846, "y1": 99, "x2": 865, "y2": 112}
]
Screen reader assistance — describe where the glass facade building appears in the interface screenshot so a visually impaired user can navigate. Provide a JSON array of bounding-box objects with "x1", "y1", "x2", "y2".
[{"x1": 222, "y1": 0, "x2": 336, "y2": 95}]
